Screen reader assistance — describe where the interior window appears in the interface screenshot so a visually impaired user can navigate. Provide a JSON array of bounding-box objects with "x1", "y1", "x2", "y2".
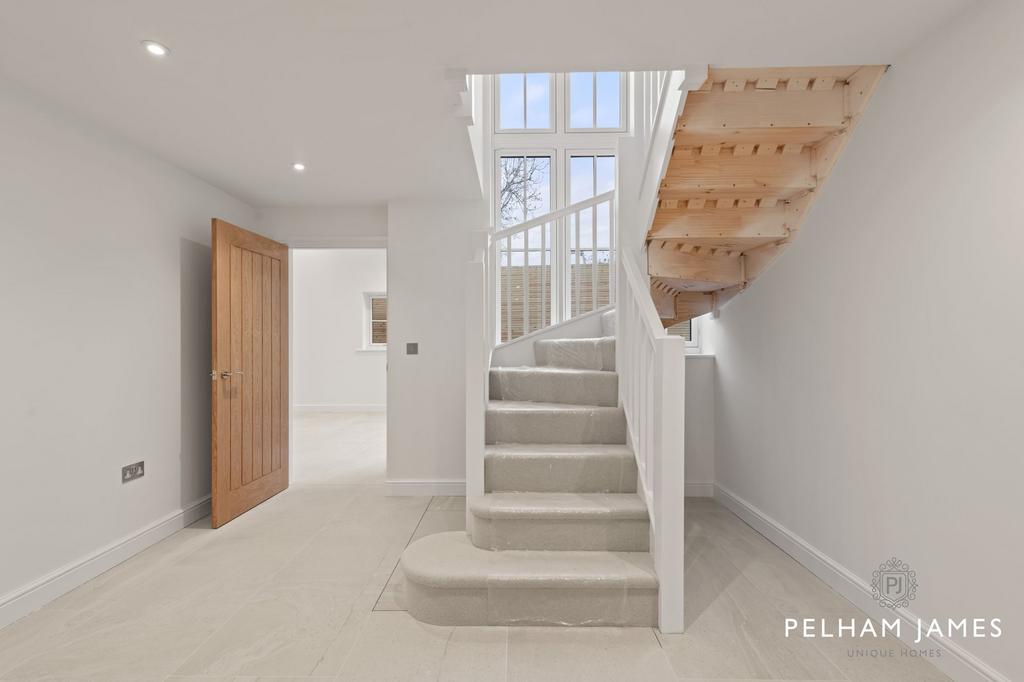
[{"x1": 367, "y1": 294, "x2": 387, "y2": 346}]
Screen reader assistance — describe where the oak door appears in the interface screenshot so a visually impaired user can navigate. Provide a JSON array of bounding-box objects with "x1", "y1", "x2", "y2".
[{"x1": 211, "y1": 219, "x2": 288, "y2": 527}]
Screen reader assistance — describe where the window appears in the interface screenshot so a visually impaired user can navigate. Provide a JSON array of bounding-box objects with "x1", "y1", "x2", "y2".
[
  {"x1": 497, "y1": 73, "x2": 553, "y2": 131},
  {"x1": 665, "y1": 318, "x2": 691, "y2": 340},
  {"x1": 568, "y1": 72, "x2": 625, "y2": 130},
  {"x1": 364, "y1": 293, "x2": 387, "y2": 349},
  {"x1": 666, "y1": 315, "x2": 703, "y2": 351},
  {"x1": 567, "y1": 154, "x2": 615, "y2": 315},
  {"x1": 497, "y1": 154, "x2": 552, "y2": 227},
  {"x1": 569, "y1": 153, "x2": 615, "y2": 203}
]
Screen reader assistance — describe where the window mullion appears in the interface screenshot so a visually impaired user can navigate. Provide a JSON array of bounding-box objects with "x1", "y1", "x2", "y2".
[{"x1": 522, "y1": 74, "x2": 528, "y2": 129}]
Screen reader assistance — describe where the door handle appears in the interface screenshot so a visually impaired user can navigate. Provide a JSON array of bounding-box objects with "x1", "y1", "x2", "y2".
[{"x1": 211, "y1": 370, "x2": 244, "y2": 380}]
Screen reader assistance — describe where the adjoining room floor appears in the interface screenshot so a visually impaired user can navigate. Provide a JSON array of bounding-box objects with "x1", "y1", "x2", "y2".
[
  {"x1": 0, "y1": 413, "x2": 947, "y2": 681},
  {"x1": 291, "y1": 411, "x2": 387, "y2": 485}
]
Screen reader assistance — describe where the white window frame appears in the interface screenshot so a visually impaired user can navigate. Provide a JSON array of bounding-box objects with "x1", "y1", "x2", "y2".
[
  {"x1": 493, "y1": 149, "x2": 557, "y2": 229},
  {"x1": 686, "y1": 315, "x2": 702, "y2": 352},
  {"x1": 564, "y1": 72, "x2": 629, "y2": 133},
  {"x1": 563, "y1": 149, "x2": 616, "y2": 205},
  {"x1": 362, "y1": 291, "x2": 387, "y2": 352},
  {"x1": 494, "y1": 73, "x2": 556, "y2": 134}
]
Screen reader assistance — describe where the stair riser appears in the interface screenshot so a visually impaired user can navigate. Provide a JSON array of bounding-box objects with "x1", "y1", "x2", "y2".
[
  {"x1": 534, "y1": 338, "x2": 616, "y2": 371},
  {"x1": 405, "y1": 581, "x2": 657, "y2": 627},
  {"x1": 489, "y1": 370, "x2": 617, "y2": 406},
  {"x1": 485, "y1": 455, "x2": 637, "y2": 493},
  {"x1": 601, "y1": 310, "x2": 616, "y2": 336},
  {"x1": 470, "y1": 516, "x2": 650, "y2": 552},
  {"x1": 486, "y1": 410, "x2": 626, "y2": 445}
]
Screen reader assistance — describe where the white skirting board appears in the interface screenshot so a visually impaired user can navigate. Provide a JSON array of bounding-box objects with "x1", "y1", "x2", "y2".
[
  {"x1": 293, "y1": 404, "x2": 386, "y2": 413},
  {"x1": 387, "y1": 479, "x2": 466, "y2": 496},
  {"x1": 0, "y1": 496, "x2": 212, "y2": 630},
  {"x1": 714, "y1": 485, "x2": 1009, "y2": 682}
]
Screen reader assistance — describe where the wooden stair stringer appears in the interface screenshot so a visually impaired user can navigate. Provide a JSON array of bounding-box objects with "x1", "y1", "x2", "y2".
[{"x1": 647, "y1": 64, "x2": 886, "y2": 325}]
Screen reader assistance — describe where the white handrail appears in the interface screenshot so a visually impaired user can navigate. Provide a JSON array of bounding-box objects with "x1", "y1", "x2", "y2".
[
  {"x1": 617, "y1": 252, "x2": 686, "y2": 633},
  {"x1": 493, "y1": 191, "x2": 615, "y2": 240},
  {"x1": 491, "y1": 192, "x2": 616, "y2": 344}
]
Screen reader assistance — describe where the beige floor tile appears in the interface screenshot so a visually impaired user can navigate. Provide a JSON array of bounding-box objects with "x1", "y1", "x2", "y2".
[
  {"x1": 659, "y1": 535, "x2": 844, "y2": 681},
  {"x1": 291, "y1": 412, "x2": 386, "y2": 485},
  {"x1": 45, "y1": 522, "x2": 216, "y2": 613},
  {"x1": 173, "y1": 581, "x2": 364, "y2": 678},
  {"x1": 428, "y1": 496, "x2": 467, "y2": 511},
  {"x1": 375, "y1": 508, "x2": 467, "y2": 612},
  {"x1": 271, "y1": 498, "x2": 429, "y2": 586},
  {"x1": 0, "y1": 608, "x2": 84, "y2": 676},
  {"x1": 732, "y1": 549, "x2": 863, "y2": 618},
  {"x1": 684, "y1": 496, "x2": 729, "y2": 513},
  {"x1": 2, "y1": 596, "x2": 232, "y2": 680},
  {"x1": 168, "y1": 677, "x2": 334, "y2": 681},
  {"x1": 374, "y1": 509, "x2": 468, "y2": 612},
  {"x1": 409, "y1": 510, "x2": 467, "y2": 543},
  {"x1": 336, "y1": 611, "x2": 507, "y2": 682},
  {"x1": 811, "y1": 634, "x2": 951, "y2": 681},
  {"x1": 508, "y1": 626, "x2": 675, "y2": 682}
]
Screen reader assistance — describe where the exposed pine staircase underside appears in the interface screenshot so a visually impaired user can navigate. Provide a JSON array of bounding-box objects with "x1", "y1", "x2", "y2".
[{"x1": 649, "y1": 65, "x2": 886, "y2": 324}]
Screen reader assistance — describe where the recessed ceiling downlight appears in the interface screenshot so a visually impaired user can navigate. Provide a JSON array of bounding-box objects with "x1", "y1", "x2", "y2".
[
  {"x1": 292, "y1": 162, "x2": 306, "y2": 172},
  {"x1": 141, "y1": 40, "x2": 169, "y2": 57}
]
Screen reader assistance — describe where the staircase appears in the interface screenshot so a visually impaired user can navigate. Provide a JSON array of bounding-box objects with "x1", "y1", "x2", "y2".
[
  {"x1": 401, "y1": 318, "x2": 659, "y2": 626},
  {"x1": 649, "y1": 65, "x2": 886, "y2": 324}
]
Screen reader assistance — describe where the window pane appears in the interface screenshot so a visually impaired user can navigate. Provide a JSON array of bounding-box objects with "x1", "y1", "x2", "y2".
[
  {"x1": 371, "y1": 321, "x2": 387, "y2": 345},
  {"x1": 596, "y1": 156, "x2": 615, "y2": 194},
  {"x1": 595, "y1": 72, "x2": 621, "y2": 128},
  {"x1": 569, "y1": 156, "x2": 595, "y2": 204},
  {"x1": 527, "y1": 157, "x2": 551, "y2": 219},
  {"x1": 569, "y1": 72, "x2": 594, "y2": 128},
  {"x1": 370, "y1": 297, "x2": 386, "y2": 321},
  {"x1": 498, "y1": 73, "x2": 524, "y2": 129},
  {"x1": 525, "y1": 73, "x2": 551, "y2": 129},
  {"x1": 499, "y1": 156, "x2": 551, "y2": 227},
  {"x1": 666, "y1": 318, "x2": 691, "y2": 340}
]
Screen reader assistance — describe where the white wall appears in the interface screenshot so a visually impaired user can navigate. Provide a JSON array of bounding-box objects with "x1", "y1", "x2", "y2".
[
  {"x1": 256, "y1": 205, "x2": 387, "y2": 248},
  {"x1": 0, "y1": 78, "x2": 255, "y2": 623},
  {"x1": 684, "y1": 356, "x2": 715, "y2": 496},
  {"x1": 386, "y1": 200, "x2": 487, "y2": 492},
  {"x1": 291, "y1": 249, "x2": 387, "y2": 411},
  {"x1": 704, "y1": 2, "x2": 1022, "y2": 678}
]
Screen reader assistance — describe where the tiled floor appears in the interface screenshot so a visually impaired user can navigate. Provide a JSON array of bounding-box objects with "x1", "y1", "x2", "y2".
[{"x1": 0, "y1": 413, "x2": 948, "y2": 681}]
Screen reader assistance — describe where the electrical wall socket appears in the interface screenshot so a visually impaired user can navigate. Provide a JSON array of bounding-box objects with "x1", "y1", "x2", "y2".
[{"x1": 122, "y1": 461, "x2": 145, "y2": 483}]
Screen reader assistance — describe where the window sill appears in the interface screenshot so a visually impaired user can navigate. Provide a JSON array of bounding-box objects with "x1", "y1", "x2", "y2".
[{"x1": 357, "y1": 347, "x2": 387, "y2": 354}]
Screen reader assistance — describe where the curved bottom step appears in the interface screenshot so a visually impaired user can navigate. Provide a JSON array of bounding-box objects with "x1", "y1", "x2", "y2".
[{"x1": 400, "y1": 531, "x2": 657, "y2": 626}]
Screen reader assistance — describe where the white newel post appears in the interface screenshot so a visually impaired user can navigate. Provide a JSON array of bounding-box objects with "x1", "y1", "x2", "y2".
[
  {"x1": 465, "y1": 230, "x2": 489, "y2": 525},
  {"x1": 654, "y1": 334, "x2": 686, "y2": 632}
]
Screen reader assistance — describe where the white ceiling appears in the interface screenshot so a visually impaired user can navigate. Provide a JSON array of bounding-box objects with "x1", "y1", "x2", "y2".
[{"x1": 0, "y1": 0, "x2": 977, "y2": 207}]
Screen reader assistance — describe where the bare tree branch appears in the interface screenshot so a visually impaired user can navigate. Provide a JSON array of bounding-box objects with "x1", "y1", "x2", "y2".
[{"x1": 499, "y1": 156, "x2": 549, "y2": 226}]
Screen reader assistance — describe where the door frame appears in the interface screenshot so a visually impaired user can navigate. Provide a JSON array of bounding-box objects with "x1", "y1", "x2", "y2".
[{"x1": 285, "y1": 236, "x2": 389, "y2": 483}]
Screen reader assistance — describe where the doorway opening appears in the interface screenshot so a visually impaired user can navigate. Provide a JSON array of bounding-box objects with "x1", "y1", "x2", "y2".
[{"x1": 290, "y1": 247, "x2": 387, "y2": 485}]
